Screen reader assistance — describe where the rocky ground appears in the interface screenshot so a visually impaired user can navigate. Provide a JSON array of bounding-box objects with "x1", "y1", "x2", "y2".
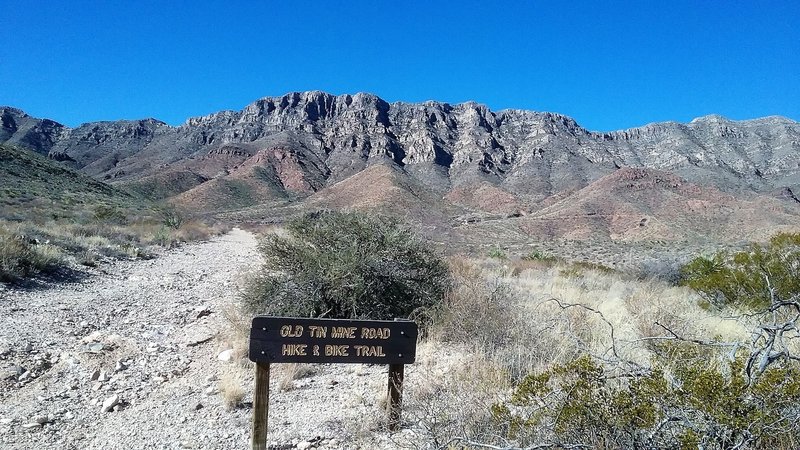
[{"x1": 0, "y1": 229, "x2": 425, "y2": 450}]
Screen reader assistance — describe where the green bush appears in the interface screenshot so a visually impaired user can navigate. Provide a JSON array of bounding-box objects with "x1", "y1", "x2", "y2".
[
  {"x1": 680, "y1": 233, "x2": 800, "y2": 309},
  {"x1": 521, "y1": 249, "x2": 557, "y2": 263},
  {"x1": 487, "y1": 247, "x2": 507, "y2": 259},
  {"x1": 242, "y1": 210, "x2": 450, "y2": 320},
  {"x1": 159, "y1": 207, "x2": 184, "y2": 229},
  {"x1": 492, "y1": 348, "x2": 800, "y2": 449},
  {"x1": 92, "y1": 204, "x2": 127, "y2": 224}
]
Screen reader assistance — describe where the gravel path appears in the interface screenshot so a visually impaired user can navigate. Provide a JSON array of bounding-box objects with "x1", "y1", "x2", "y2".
[{"x1": 0, "y1": 229, "x2": 407, "y2": 450}]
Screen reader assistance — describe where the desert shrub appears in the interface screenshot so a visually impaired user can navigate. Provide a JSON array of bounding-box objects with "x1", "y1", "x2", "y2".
[
  {"x1": 571, "y1": 260, "x2": 618, "y2": 275},
  {"x1": 405, "y1": 352, "x2": 511, "y2": 448},
  {"x1": 492, "y1": 348, "x2": 800, "y2": 449},
  {"x1": 150, "y1": 225, "x2": 175, "y2": 248},
  {"x1": 636, "y1": 258, "x2": 684, "y2": 283},
  {"x1": 159, "y1": 207, "x2": 184, "y2": 229},
  {"x1": 0, "y1": 226, "x2": 64, "y2": 281},
  {"x1": 92, "y1": 204, "x2": 128, "y2": 224},
  {"x1": 487, "y1": 247, "x2": 507, "y2": 259},
  {"x1": 406, "y1": 257, "x2": 796, "y2": 449},
  {"x1": 428, "y1": 259, "x2": 521, "y2": 350},
  {"x1": 0, "y1": 144, "x2": 225, "y2": 282},
  {"x1": 428, "y1": 259, "x2": 570, "y2": 380},
  {"x1": 171, "y1": 220, "x2": 212, "y2": 242},
  {"x1": 680, "y1": 232, "x2": 800, "y2": 309},
  {"x1": 521, "y1": 249, "x2": 557, "y2": 264},
  {"x1": 242, "y1": 210, "x2": 450, "y2": 320}
]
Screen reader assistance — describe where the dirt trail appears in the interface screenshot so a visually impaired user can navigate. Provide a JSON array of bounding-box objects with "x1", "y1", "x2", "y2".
[{"x1": 0, "y1": 229, "x2": 405, "y2": 449}]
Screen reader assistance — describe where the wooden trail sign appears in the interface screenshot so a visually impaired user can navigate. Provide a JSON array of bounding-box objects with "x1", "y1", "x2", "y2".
[{"x1": 248, "y1": 316, "x2": 418, "y2": 450}]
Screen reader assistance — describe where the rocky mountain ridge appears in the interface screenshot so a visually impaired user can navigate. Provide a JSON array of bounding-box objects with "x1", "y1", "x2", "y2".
[{"x1": 2, "y1": 92, "x2": 799, "y2": 219}]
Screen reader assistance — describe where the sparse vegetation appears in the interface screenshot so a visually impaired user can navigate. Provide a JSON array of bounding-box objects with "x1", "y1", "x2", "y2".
[
  {"x1": 486, "y1": 246, "x2": 507, "y2": 259},
  {"x1": 242, "y1": 210, "x2": 450, "y2": 320},
  {"x1": 219, "y1": 371, "x2": 245, "y2": 410},
  {"x1": 0, "y1": 144, "x2": 226, "y2": 282},
  {"x1": 0, "y1": 224, "x2": 64, "y2": 281},
  {"x1": 4, "y1": 125, "x2": 800, "y2": 446},
  {"x1": 276, "y1": 363, "x2": 317, "y2": 392},
  {"x1": 403, "y1": 238, "x2": 799, "y2": 449},
  {"x1": 680, "y1": 232, "x2": 800, "y2": 309},
  {"x1": 521, "y1": 249, "x2": 557, "y2": 263},
  {"x1": 492, "y1": 349, "x2": 800, "y2": 449}
]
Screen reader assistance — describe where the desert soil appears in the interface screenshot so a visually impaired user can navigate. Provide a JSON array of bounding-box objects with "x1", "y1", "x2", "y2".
[{"x1": 0, "y1": 229, "x2": 413, "y2": 450}]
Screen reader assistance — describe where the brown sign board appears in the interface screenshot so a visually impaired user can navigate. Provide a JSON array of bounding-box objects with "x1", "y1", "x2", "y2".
[{"x1": 248, "y1": 316, "x2": 418, "y2": 364}]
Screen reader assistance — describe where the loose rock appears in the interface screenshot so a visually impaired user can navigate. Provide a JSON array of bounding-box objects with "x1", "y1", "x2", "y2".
[
  {"x1": 101, "y1": 395, "x2": 119, "y2": 413},
  {"x1": 217, "y1": 349, "x2": 235, "y2": 362}
]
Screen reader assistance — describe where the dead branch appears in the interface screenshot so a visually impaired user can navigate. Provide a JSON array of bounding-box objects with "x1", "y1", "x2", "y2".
[{"x1": 437, "y1": 437, "x2": 590, "y2": 450}]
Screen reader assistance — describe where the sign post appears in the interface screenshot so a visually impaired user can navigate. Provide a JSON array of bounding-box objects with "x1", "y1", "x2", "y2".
[
  {"x1": 251, "y1": 362, "x2": 270, "y2": 450},
  {"x1": 248, "y1": 317, "x2": 418, "y2": 449}
]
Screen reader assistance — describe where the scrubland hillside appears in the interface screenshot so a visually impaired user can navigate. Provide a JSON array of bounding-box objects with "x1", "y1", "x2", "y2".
[
  {"x1": 2, "y1": 217, "x2": 798, "y2": 449},
  {"x1": 231, "y1": 213, "x2": 800, "y2": 449},
  {"x1": 0, "y1": 144, "x2": 225, "y2": 282}
]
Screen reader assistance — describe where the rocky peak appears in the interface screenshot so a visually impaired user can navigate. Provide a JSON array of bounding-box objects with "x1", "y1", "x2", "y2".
[
  {"x1": 0, "y1": 106, "x2": 66, "y2": 155},
  {"x1": 1, "y1": 92, "x2": 798, "y2": 201},
  {"x1": 690, "y1": 114, "x2": 731, "y2": 124}
]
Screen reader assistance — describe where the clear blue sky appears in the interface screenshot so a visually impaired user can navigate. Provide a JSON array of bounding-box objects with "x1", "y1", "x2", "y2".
[{"x1": 1, "y1": 1, "x2": 797, "y2": 131}]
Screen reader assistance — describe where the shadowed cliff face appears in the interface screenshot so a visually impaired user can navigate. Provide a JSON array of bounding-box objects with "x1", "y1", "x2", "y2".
[
  {"x1": 0, "y1": 107, "x2": 66, "y2": 156},
  {"x1": 2, "y1": 92, "x2": 799, "y2": 204}
]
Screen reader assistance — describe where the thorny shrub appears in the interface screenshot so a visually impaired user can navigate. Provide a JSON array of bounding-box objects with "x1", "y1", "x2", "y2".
[
  {"x1": 492, "y1": 347, "x2": 800, "y2": 450},
  {"x1": 680, "y1": 232, "x2": 800, "y2": 309},
  {"x1": 242, "y1": 210, "x2": 450, "y2": 320}
]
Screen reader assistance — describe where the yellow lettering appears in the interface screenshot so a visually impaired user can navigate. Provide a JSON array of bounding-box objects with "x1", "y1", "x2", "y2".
[
  {"x1": 308, "y1": 326, "x2": 327, "y2": 338},
  {"x1": 331, "y1": 326, "x2": 357, "y2": 338},
  {"x1": 353, "y1": 345, "x2": 385, "y2": 357},
  {"x1": 281, "y1": 344, "x2": 307, "y2": 356},
  {"x1": 359, "y1": 327, "x2": 391, "y2": 339},
  {"x1": 324, "y1": 345, "x2": 349, "y2": 356},
  {"x1": 280, "y1": 325, "x2": 303, "y2": 337}
]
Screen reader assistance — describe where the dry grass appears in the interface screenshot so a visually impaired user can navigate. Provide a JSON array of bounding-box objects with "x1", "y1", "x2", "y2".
[
  {"x1": 403, "y1": 257, "x2": 759, "y2": 447},
  {"x1": 499, "y1": 260, "x2": 750, "y2": 368},
  {"x1": 276, "y1": 363, "x2": 317, "y2": 392},
  {"x1": 218, "y1": 302, "x2": 253, "y2": 371},
  {"x1": 219, "y1": 371, "x2": 245, "y2": 410},
  {"x1": 0, "y1": 213, "x2": 229, "y2": 283},
  {"x1": 170, "y1": 219, "x2": 231, "y2": 245},
  {"x1": 403, "y1": 343, "x2": 512, "y2": 447},
  {"x1": 1, "y1": 144, "x2": 229, "y2": 283},
  {"x1": 0, "y1": 223, "x2": 65, "y2": 281}
]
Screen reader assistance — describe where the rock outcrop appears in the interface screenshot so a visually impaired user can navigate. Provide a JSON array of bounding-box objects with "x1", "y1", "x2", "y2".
[{"x1": 2, "y1": 92, "x2": 799, "y2": 204}]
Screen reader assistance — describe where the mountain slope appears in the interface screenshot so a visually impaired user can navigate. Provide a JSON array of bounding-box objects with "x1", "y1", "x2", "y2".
[
  {"x1": 0, "y1": 107, "x2": 65, "y2": 156},
  {"x1": 2, "y1": 92, "x2": 799, "y2": 245},
  {"x1": 3, "y1": 92, "x2": 798, "y2": 210},
  {"x1": 0, "y1": 144, "x2": 145, "y2": 223},
  {"x1": 517, "y1": 167, "x2": 800, "y2": 241}
]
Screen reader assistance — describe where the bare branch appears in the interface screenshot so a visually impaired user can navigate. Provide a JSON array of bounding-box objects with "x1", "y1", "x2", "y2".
[
  {"x1": 437, "y1": 437, "x2": 590, "y2": 450},
  {"x1": 546, "y1": 298, "x2": 620, "y2": 359}
]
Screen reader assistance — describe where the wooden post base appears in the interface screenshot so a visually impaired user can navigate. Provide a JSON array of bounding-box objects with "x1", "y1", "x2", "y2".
[
  {"x1": 387, "y1": 363, "x2": 405, "y2": 431},
  {"x1": 252, "y1": 362, "x2": 270, "y2": 450}
]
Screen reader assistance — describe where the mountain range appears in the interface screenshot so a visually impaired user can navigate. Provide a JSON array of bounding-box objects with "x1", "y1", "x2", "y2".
[{"x1": 2, "y1": 91, "x2": 799, "y2": 246}]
